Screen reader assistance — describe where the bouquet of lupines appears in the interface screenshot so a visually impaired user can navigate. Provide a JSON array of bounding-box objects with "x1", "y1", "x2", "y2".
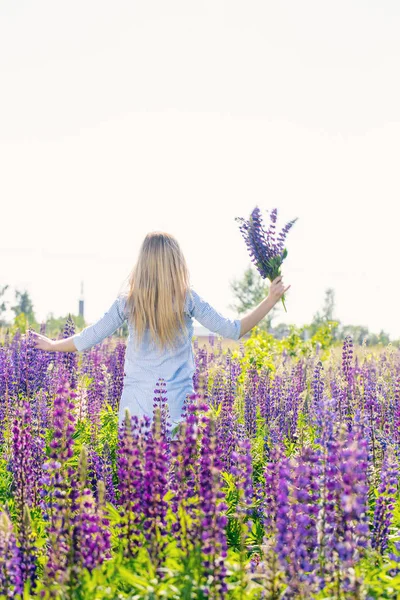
[{"x1": 235, "y1": 206, "x2": 297, "y2": 311}]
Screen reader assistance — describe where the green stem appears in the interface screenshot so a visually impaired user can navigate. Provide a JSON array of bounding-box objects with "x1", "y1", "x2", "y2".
[{"x1": 281, "y1": 295, "x2": 287, "y2": 313}]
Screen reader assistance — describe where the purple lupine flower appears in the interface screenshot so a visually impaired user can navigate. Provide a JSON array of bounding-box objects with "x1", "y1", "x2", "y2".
[
  {"x1": 317, "y1": 423, "x2": 340, "y2": 585},
  {"x1": 87, "y1": 448, "x2": 102, "y2": 496},
  {"x1": 288, "y1": 448, "x2": 320, "y2": 594},
  {"x1": 193, "y1": 346, "x2": 210, "y2": 400},
  {"x1": 210, "y1": 369, "x2": 225, "y2": 409},
  {"x1": 153, "y1": 377, "x2": 171, "y2": 441},
  {"x1": 263, "y1": 444, "x2": 285, "y2": 537},
  {"x1": 312, "y1": 361, "x2": 324, "y2": 407},
  {"x1": 109, "y1": 341, "x2": 126, "y2": 410},
  {"x1": 20, "y1": 329, "x2": 40, "y2": 400},
  {"x1": 257, "y1": 367, "x2": 271, "y2": 422},
  {"x1": 36, "y1": 388, "x2": 50, "y2": 437},
  {"x1": 116, "y1": 412, "x2": 150, "y2": 557},
  {"x1": 69, "y1": 447, "x2": 111, "y2": 580},
  {"x1": 11, "y1": 403, "x2": 40, "y2": 590},
  {"x1": 216, "y1": 379, "x2": 239, "y2": 472},
  {"x1": 40, "y1": 374, "x2": 77, "y2": 589},
  {"x1": 275, "y1": 454, "x2": 294, "y2": 566},
  {"x1": 17, "y1": 506, "x2": 37, "y2": 592},
  {"x1": 169, "y1": 399, "x2": 207, "y2": 554},
  {"x1": 12, "y1": 401, "x2": 35, "y2": 517},
  {"x1": 231, "y1": 439, "x2": 254, "y2": 513},
  {"x1": 244, "y1": 366, "x2": 258, "y2": 438},
  {"x1": 224, "y1": 352, "x2": 241, "y2": 412},
  {"x1": 0, "y1": 511, "x2": 23, "y2": 598},
  {"x1": 345, "y1": 332, "x2": 354, "y2": 371},
  {"x1": 235, "y1": 206, "x2": 297, "y2": 311},
  {"x1": 12, "y1": 402, "x2": 43, "y2": 589},
  {"x1": 88, "y1": 442, "x2": 116, "y2": 504},
  {"x1": 342, "y1": 335, "x2": 354, "y2": 423},
  {"x1": 38, "y1": 353, "x2": 57, "y2": 399},
  {"x1": 0, "y1": 347, "x2": 14, "y2": 441},
  {"x1": 198, "y1": 413, "x2": 228, "y2": 599},
  {"x1": 142, "y1": 404, "x2": 170, "y2": 571},
  {"x1": 100, "y1": 443, "x2": 117, "y2": 505},
  {"x1": 60, "y1": 315, "x2": 79, "y2": 389},
  {"x1": 86, "y1": 352, "x2": 106, "y2": 442},
  {"x1": 268, "y1": 374, "x2": 290, "y2": 445},
  {"x1": 49, "y1": 374, "x2": 76, "y2": 463},
  {"x1": 330, "y1": 423, "x2": 370, "y2": 592},
  {"x1": 372, "y1": 452, "x2": 399, "y2": 554},
  {"x1": 393, "y1": 375, "x2": 400, "y2": 445},
  {"x1": 364, "y1": 372, "x2": 379, "y2": 468},
  {"x1": 10, "y1": 331, "x2": 22, "y2": 399},
  {"x1": 275, "y1": 449, "x2": 320, "y2": 597},
  {"x1": 284, "y1": 380, "x2": 300, "y2": 441}
]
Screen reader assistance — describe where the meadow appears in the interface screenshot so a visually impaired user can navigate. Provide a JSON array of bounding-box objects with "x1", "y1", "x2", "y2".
[{"x1": 0, "y1": 320, "x2": 399, "y2": 599}]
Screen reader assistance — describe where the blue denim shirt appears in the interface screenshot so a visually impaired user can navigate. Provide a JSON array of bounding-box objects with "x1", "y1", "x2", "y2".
[{"x1": 72, "y1": 287, "x2": 241, "y2": 425}]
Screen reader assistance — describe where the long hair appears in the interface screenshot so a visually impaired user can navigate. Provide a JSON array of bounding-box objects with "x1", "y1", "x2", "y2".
[{"x1": 124, "y1": 231, "x2": 191, "y2": 353}]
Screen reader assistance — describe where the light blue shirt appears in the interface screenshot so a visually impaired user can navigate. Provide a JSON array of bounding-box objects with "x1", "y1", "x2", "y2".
[{"x1": 72, "y1": 287, "x2": 241, "y2": 426}]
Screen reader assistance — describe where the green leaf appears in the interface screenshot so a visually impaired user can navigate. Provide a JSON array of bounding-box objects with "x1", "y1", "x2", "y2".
[{"x1": 117, "y1": 566, "x2": 150, "y2": 590}]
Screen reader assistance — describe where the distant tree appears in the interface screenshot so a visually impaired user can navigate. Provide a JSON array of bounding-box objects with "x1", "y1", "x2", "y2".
[
  {"x1": 377, "y1": 329, "x2": 390, "y2": 345},
  {"x1": 229, "y1": 265, "x2": 276, "y2": 331},
  {"x1": 322, "y1": 288, "x2": 335, "y2": 321},
  {"x1": 336, "y1": 324, "x2": 391, "y2": 346},
  {"x1": 338, "y1": 324, "x2": 370, "y2": 345},
  {"x1": 308, "y1": 287, "x2": 339, "y2": 340},
  {"x1": 11, "y1": 289, "x2": 36, "y2": 324},
  {"x1": 0, "y1": 284, "x2": 9, "y2": 326},
  {"x1": 313, "y1": 288, "x2": 336, "y2": 324}
]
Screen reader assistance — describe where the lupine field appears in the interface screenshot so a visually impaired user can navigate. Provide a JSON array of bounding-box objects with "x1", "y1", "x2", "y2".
[{"x1": 1, "y1": 321, "x2": 400, "y2": 599}]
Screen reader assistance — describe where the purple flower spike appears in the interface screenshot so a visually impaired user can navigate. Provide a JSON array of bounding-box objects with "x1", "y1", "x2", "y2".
[
  {"x1": 153, "y1": 377, "x2": 171, "y2": 442},
  {"x1": 60, "y1": 315, "x2": 79, "y2": 389},
  {"x1": 116, "y1": 412, "x2": 150, "y2": 557},
  {"x1": 198, "y1": 415, "x2": 228, "y2": 598},
  {"x1": 0, "y1": 511, "x2": 23, "y2": 597},
  {"x1": 142, "y1": 405, "x2": 170, "y2": 572},
  {"x1": 12, "y1": 402, "x2": 36, "y2": 517},
  {"x1": 372, "y1": 452, "x2": 399, "y2": 554}
]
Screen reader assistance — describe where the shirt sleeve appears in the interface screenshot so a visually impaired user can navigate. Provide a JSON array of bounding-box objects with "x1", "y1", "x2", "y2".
[
  {"x1": 186, "y1": 288, "x2": 241, "y2": 340},
  {"x1": 72, "y1": 295, "x2": 127, "y2": 352}
]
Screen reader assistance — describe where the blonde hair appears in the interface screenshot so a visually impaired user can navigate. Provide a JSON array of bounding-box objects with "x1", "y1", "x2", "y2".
[{"x1": 124, "y1": 231, "x2": 191, "y2": 353}]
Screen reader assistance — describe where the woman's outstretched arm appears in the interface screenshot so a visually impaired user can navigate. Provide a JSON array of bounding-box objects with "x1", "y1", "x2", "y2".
[
  {"x1": 31, "y1": 333, "x2": 77, "y2": 352},
  {"x1": 32, "y1": 295, "x2": 127, "y2": 353},
  {"x1": 188, "y1": 276, "x2": 289, "y2": 340}
]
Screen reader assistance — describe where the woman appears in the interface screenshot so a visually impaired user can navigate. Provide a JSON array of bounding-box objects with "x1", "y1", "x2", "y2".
[{"x1": 32, "y1": 231, "x2": 289, "y2": 428}]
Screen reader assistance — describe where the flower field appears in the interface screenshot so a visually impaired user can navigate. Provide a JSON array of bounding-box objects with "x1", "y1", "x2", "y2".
[{"x1": 0, "y1": 323, "x2": 400, "y2": 599}]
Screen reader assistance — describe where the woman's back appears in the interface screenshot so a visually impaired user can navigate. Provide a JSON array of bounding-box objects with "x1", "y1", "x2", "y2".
[
  {"x1": 72, "y1": 286, "x2": 241, "y2": 426},
  {"x1": 32, "y1": 229, "x2": 286, "y2": 428}
]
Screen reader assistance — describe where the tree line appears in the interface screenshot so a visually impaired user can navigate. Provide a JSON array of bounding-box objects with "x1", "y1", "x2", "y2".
[
  {"x1": 0, "y1": 271, "x2": 395, "y2": 346},
  {"x1": 0, "y1": 285, "x2": 85, "y2": 335},
  {"x1": 229, "y1": 266, "x2": 394, "y2": 347}
]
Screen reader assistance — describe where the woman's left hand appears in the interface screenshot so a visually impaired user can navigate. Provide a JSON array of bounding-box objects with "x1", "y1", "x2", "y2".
[{"x1": 31, "y1": 331, "x2": 55, "y2": 352}]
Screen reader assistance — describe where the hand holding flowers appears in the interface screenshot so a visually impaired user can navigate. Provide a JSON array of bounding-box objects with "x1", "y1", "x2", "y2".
[{"x1": 268, "y1": 275, "x2": 291, "y2": 307}]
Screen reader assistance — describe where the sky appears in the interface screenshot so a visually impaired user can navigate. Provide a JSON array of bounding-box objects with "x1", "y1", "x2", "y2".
[{"x1": 1, "y1": 1, "x2": 400, "y2": 338}]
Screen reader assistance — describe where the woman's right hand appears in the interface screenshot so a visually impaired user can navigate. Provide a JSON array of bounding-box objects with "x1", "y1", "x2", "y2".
[
  {"x1": 268, "y1": 276, "x2": 291, "y2": 305},
  {"x1": 31, "y1": 331, "x2": 55, "y2": 352}
]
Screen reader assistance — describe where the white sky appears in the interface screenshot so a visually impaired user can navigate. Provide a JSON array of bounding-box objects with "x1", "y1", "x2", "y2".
[{"x1": 1, "y1": 1, "x2": 400, "y2": 338}]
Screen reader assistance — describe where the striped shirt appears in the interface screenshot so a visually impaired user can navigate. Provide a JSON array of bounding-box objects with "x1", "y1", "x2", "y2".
[{"x1": 72, "y1": 287, "x2": 241, "y2": 425}]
